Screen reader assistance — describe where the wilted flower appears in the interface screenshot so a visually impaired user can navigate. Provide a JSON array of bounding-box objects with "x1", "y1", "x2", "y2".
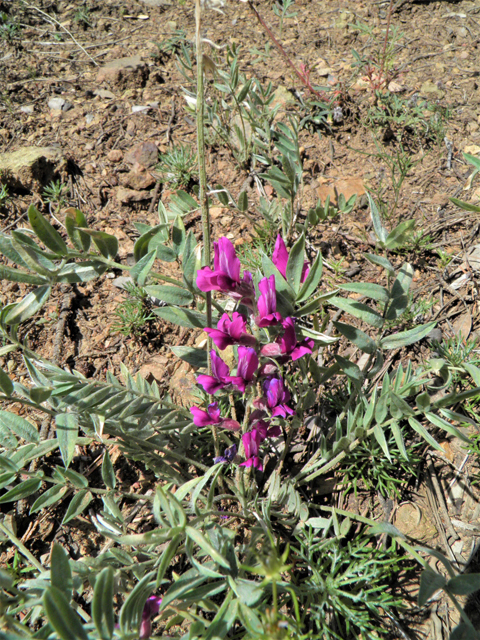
[
  {"x1": 214, "y1": 443, "x2": 237, "y2": 464},
  {"x1": 196, "y1": 350, "x2": 230, "y2": 394},
  {"x1": 261, "y1": 317, "x2": 314, "y2": 361},
  {"x1": 196, "y1": 237, "x2": 253, "y2": 304},
  {"x1": 255, "y1": 275, "x2": 282, "y2": 327},
  {"x1": 190, "y1": 402, "x2": 240, "y2": 431},
  {"x1": 272, "y1": 235, "x2": 310, "y2": 283},
  {"x1": 204, "y1": 312, "x2": 256, "y2": 350},
  {"x1": 226, "y1": 346, "x2": 259, "y2": 393},
  {"x1": 139, "y1": 595, "x2": 162, "y2": 640}
]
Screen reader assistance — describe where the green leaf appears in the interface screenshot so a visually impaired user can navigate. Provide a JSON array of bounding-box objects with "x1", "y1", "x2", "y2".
[
  {"x1": 390, "y1": 420, "x2": 408, "y2": 460},
  {"x1": 215, "y1": 184, "x2": 230, "y2": 206},
  {"x1": 380, "y1": 321, "x2": 436, "y2": 350},
  {"x1": 28, "y1": 205, "x2": 68, "y2": 256},
  {"x1": 0, "y1": 264, "x2": 47, "y2": 285},
  {"x1": 367, "y1": 192, "x2": 387, "y2": 243},
  {"x1": 102, "y1": 451, "x2": 116, "y2": 490},
  {"x1": 4, "y1": 285, "x2": 51, "y2": 325},
  {"x1": 0, "y1": 233, "x2": 30, "y2": 268},
  {"x1": 0, "y1": 367, "x2": 13, "y2": 396},
  {"x1": 65, "y1": 208, "x2": 91, "y2": 252},
  {"x1": 134, "y1": 224, "x2": 168, "y2": 262},
  {"x1": 0, "y1": 478, "x2": 42, "y2": 504},
  {"x1": 92, "y1": 567, "x2": 115, "y2": 640},
  {"x1": 80, "y1": 230, "x2": 118, "y2": 259},
  {"x1": 364, "y1": 252, "x2": 395, "y2": 276},
  {"x1": 150, "y1": 235, "x2": 177, "y2": 262},
  {"x1": 389, "y1": 392, "x2": 415, "y2": 417},
  {"x1": 418, "y1": 569, "x2": 446, "y2": 606},
  {"x1": 296, "y1": 250, "x2": 322, "y2": 302},
  {"x1": 170, "y1": 346, "x2": 208, "y2": 368},
  {"x1": 385, "y1": 219, "x2": 415, "y2": 250},
  {"x1": 334, "y1": 321, "x2": 377, "y2": 354},
  {"x1": 55, "y1": 413, "x2": 78, "y2": 468},
  {"x1": 11, "y1": 237, "x2": 54, "y2": 277},
  {"x1": 330, "y1": 296, "x2": 384, "y2": 328},
  {"x1": 153, "y1": 306, "x2": 213, "y2": 329},
  {"x1": 339, "y1": 282, "x2": 390, "y2": 303},
  {"x1": 43, "y1": 586, "x2": 88, "y2": 640},
  {"x1": 144, "y1": 285, "x2": 193, "y2": 307},
  {"x1": 237, "y1": 78, "x2": 253, "y2": 102},
  {"x1": 62, "y1": 489, "x2": 93, "y2": 524},
  {"x1": 335, "y1": 355, "x2": 363, "y2": 384},
  {"x1": 172, "y1": 215, "x2": 186, "y2": 257},
  {"x1": 56, "y1": 261, "x2": 108, "y2": 284},
  {"x1": 130, "y1": 249, "x2": 156, "y2": 286},
  {"x1": 450, "y1": 197, "x2": 480, "y2": 213},
  {"x1": 425, "y1": 412, "x2": 470, "y2": 444},
  {"x1": 237, "y1": 191, "x2": 248, "y2": 213},
  {"x1": 30, "y1": 484, "x2": 69, "y2": 514},
  {"x1": 368, "y1": 522, "x2": 405, "y2": 538},
  {"x1": 0, "y1": 410, "x2": 39, "y2": 442},
  {"x1": 261, "y1": 254, "x2": 296, "y2": 305},
  {"x1": 286, "y1": 233, "x2": 305, "y2": 294},
  {"x1": 205, "y1": 593, "x2": 237, "y2": 640},
  {"x1": 51, "y1": 543, "x2": 73, "y2": 602},
  {"x1": 185, "y1": 526, "x2": 231, "y2": 569},
  {"x1": 373, "y1": 424, "x2": 391, "y2": 462},
  {"x1": 447, "y1": 573, "x2": 480, "y2": 596}
]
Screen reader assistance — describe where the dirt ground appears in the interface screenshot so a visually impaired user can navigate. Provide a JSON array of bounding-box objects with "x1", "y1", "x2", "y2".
[{"x1": 2, "y1": 0, "x2": 480, "y2": 636}]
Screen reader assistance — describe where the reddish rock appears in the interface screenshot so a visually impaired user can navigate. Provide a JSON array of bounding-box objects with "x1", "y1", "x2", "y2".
[
  {"x1": 124, "y1": 141, "x2": 158, "y2": 169},
  {"x1": 119, "y1": 170, "x2": 156, "y2": 190},
  {"x1": 116, "y1": 187, "x2": 152, "y2": 204},
  {"x1": 107, "y1": 149, "x2": 123, "y2": 163}
]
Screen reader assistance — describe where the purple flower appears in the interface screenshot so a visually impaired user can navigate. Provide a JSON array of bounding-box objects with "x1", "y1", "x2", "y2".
[
  {"x1": 226, "y1": 346, "x2": 259, "y2": 393},
  {"x1": 205, "y1": 312, "x2": 257, "y2": 351},
  {"x1": 272, "y1": 235, "x2": 310, "y2": 283},
  {"x1": 239, "y1": 428, "x2": 263, "y2": 471},
  {"x1": 190, "y1": 402, "x2": 240, "y2": 431},
  {"x1": 256, "y1": 377, "x2": 294, "y2": 418},
  {"x1": 252, "y1": 419, "x2": 281, "y2": 440},
  {"x1": 196, "y1": 238, "x2": 254, "y2": 303},
  {"x1": 214, "y1": 443, "x2": 237, "y2": 464},
  {"x1": 261, "y1": 317, "x2": 314, "y2": 361},
  {"x1": 139, "y1": 595, "x2": 162, "y2": 640},
  {"x1": 255, "y1": 275, "x2": 282, "y2": 327},
  {"x1": 196, "y1": 351, "x2": 230, "y2": 394}
]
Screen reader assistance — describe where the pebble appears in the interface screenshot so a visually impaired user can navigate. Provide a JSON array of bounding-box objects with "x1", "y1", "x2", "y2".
[
  {"x1": 20, "y1": 105, "x2": 34, "y2": 114},
  {"x1": 107, "y1": 149, "x2": 123, "y2": 163}
]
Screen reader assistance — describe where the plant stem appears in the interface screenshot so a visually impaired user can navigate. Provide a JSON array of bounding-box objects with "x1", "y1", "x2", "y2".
[
  {"x1": 246, "y1": 0, "x2": 326, "y2": 101},
  {"x1": 380, "y1": 0, "x2": 394, "y2": 86}
]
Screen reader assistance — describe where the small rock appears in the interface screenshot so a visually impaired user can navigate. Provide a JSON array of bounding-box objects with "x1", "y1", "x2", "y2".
[
  {"x1": 0, "y1": 146, "x2": 63, "y2": 191},
  {"x1": 234, "y1": 238, "x2": 245, "y2": 247},
  {"x1": 20, "y1": 105, "x2": 34, "y2": 114},
  {"x1": 116, "y1": 187, "x2": 152, "y2": 203},
  {"x1": 94, "y1": 88, "x2": 116, "y2": 99},
  {"x1": 119, "y1": 170, "x2": 156, "y2": 190},
  {"x1": 271, "y1": 85, "x2": 296, "y2": 110},
  {"x1": 420, "y1": 80, "x2": 445, "y2": 99},
  {"x1": 427, "y1": 328, "x2": 443, "y2": 343},
  {"x1": 96, "y1": 55, "x2": 148, "y2": 89},
  {"x1": 125, "y1": 141, "x2": 158, "y2": 169},
  {"x1": 131, "y1": 105, "x2": 150, "y2": 114},
  {"x1": 85, "y1": 113, "x2": 95, "y2": 124},
  {"x1": 107, "y1": 149, "x2": 123, "y2": 163},
  {"x1": 48, "y1": 97, "x2": 66, "y2": 111},
  {"x1": 139, "y1": 0, "x2": 172, "y2": 6}
]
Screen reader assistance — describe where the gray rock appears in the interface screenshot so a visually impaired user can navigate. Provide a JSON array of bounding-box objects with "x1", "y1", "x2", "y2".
[
  {"x1": 139, "y1": 0, "x2": 172, "y2": 6},
  {"x1": 115, "y1": 187, "x2": 152, "y2": 204},
  {"x1": 124, "y1": 141, "x2": 158, "y2": 169},
  {"x1": 48, "y1": 97, "x2": 66, "y2": 111}
]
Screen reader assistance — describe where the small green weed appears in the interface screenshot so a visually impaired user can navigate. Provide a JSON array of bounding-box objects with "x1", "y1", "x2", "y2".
[
  {"x1": 366, "y1": 92, "x2": 450, "y2": 148},
  {"x1": 272, "y1": 0, "x2": 297, "y2": 38},
  {"x1": 433, "y1": 334, "x2": 480, "y2": 371},
  {"x1": 0, "y1": 183, "x2": 10, "y2": 210},
  {"x1": 43, "y1": 180, "x2": 69, "y2": 208},
  {"x1": 73, "y1": 6, "x2": 92, "y2": 28},
  {"x1": 0, "y1": 12, "x2": 20, "y2": 40},
  {"x1": 436, "y1": 248, "x2": 454, "y2": 270},
  {"x1": 237, "y1": 223, "x2": 277, "y2": 272},
  {"x1": 340, "y1": 426, "x2": 422, "y2": 498},
  {"x1": 156, "y1": 145, "x2": 198, "y2": 188},
  {"x1": 155, "y1": 29, "x2": 187, "y2": 58},
  {"x1": 112, "y1": 282, "x2": 156, "y2": 337}
]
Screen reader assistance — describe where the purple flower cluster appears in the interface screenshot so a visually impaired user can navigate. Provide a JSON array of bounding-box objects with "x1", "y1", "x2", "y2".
[{"x1": 190, "y1": 236, "x2": 314, "y2": 471}]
